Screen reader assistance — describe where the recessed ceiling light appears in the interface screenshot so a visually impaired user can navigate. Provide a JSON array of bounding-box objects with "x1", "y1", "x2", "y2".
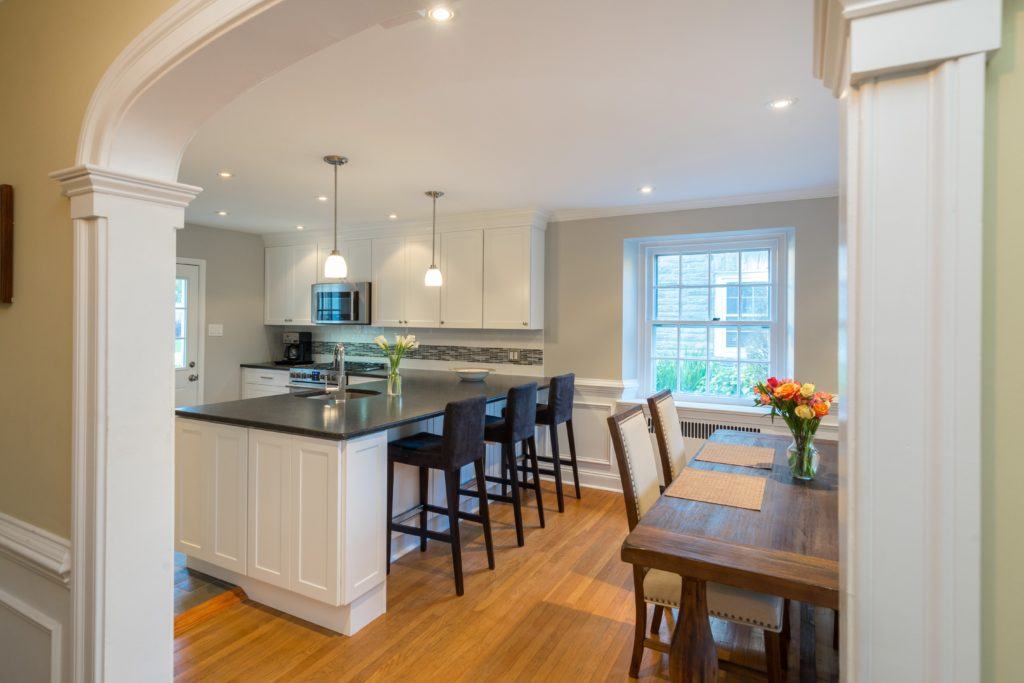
[
  {"x1": 767, "y1": 97, "x2": 797, "y2": 110},
  {"x1": 296, "y1": 225, "x2": 304, "y2": 230},
  {"x1": 639, "y1": 186, "x2": 654, "y2": 194},
  {"x1": 427, "y1": 6, "x2": 454, "y2": 22},
  {"x1": 216, "y1": 210, "x2": 228, "y2": 216},
  {"x1": 217, "y1": 170, "x2": 233, "y2": 179},
  {"x1": 316, "y1": 195, "x2": 329, "y2": 202},
  {"x1": 388, "y1": 213, "x2": 398, "y2": 220}
]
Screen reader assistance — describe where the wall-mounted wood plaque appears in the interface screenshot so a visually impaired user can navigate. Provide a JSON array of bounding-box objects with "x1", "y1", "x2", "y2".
[{"x1": 0, "y1": 185, "x2": 11, "y2": 303}]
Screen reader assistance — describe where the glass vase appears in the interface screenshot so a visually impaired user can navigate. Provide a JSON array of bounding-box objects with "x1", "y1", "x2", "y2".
[
  {"x1": 788, "y1": 435, "x2": 819, "y2": 481},
  {"x1": 387, "y1": 369, "x2": 402, "y2": 396}
]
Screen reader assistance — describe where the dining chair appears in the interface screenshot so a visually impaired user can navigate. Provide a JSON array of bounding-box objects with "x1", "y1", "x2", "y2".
[
  {"x1": 646, "y1": 389, "x2": 687, "y2": 487},
  {"x1": 607, "y1": 405, "x2": 787, "y2": 681}
]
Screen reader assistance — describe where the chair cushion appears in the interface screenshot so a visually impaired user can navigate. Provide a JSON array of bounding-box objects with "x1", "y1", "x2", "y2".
[
  {"x1": 642, "y1": 569, "x2": 784, "y2": 632},
  {"x1": 535, "y1": 403, "x2": 552, "y2": 425},
  {"x1": 484, "y1": 415, "x2": 506, "y2": 443},
  {"x1": 388, "y1": 432, "x2": 445, "y2": 468}
]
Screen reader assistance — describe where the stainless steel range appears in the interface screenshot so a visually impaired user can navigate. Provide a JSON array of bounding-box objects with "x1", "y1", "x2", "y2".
[{"x1": 288, "y1": 362, "x2": 387, "y2": 390}]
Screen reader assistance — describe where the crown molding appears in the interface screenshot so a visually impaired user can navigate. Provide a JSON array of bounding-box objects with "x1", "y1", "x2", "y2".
[
  {"x1": 0, "y1": 512, "x2": 71, "y2": 586},
  {"x1": 547, "y1": 186, "x2": 839, "y2": 223}
]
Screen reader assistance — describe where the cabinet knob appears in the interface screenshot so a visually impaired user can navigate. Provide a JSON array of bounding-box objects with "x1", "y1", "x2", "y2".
[
  {"x1": 440, "y1": 321, "x2": 444, "y2": 325},
  {"x1": 522, "y1": 321, "x2": 528, "y2": 326}
]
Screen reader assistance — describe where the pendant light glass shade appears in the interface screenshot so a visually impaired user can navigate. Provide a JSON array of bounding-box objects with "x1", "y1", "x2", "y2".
[
  {"x1": 424, "y1": 190, "x2": 444, "y2": 287},
  {"x1": 323, "y1": 154, "x2": 349, "y2": 279}
]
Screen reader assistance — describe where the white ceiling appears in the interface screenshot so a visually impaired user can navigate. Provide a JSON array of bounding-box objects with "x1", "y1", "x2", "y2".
[{"x1": 179, "y1": 0, "x2": 838, "y2": 234}]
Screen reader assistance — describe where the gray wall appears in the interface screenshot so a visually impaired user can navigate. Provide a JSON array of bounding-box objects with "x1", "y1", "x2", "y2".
[
  {"x1": 176, "y1": 223, "x2": 272, "y2": 403},
  {"x1": 544, "y1": 197, "x2": 839, "y2": 388}
]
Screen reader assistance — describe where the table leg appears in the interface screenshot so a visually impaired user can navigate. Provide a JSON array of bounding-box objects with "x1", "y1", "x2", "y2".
[{"x1": 669, "y1": 577, "x2": 717, "y2": 682}]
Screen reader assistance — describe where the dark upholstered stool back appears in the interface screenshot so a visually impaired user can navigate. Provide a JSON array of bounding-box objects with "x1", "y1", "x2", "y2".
[
  {"x1": 442, "y1": 395, "x2": 487, "y2": 470},
  {"x1": 547, "y1": 373, "x2": 575, "y2": 424},
  {"x1": 501, "y1": 383, "x2": 538, "y2": 443}
]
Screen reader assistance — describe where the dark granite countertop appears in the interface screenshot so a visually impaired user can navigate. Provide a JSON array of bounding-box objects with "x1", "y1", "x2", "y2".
[
  {"x1": 240, "y1": 361, "x2": 311, "y2": 370},
  {"x1": 177, "y1": 369, "x2": 549, "y2": 440}
]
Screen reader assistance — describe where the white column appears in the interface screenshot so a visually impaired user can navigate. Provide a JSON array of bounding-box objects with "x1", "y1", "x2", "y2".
[
  {"x1": 50, "y1": 166, "x2": 199, "y2": 682},
  {"x1": 815, "y1": 1, "x2": 998, "y2": 681}
]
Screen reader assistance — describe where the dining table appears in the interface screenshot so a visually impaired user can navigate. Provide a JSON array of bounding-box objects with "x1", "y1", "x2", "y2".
[{"x1": 620, "y1": 429, "x2": 839, "y2": 682}]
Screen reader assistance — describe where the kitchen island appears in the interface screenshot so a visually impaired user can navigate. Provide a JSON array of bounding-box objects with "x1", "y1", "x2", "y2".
[{"x1": 174, "y1": 370, "x2": 547, "y2": 635}]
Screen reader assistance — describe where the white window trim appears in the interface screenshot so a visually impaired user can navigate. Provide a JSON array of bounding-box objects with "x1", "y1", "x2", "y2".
[{"x1": 635, "y1": 228, "x2": 793, "y2": 405}]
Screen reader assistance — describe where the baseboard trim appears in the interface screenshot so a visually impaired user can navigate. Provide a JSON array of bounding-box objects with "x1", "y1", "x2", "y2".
[{"x1": 0, "y1": 512, "x2": 71, "y2": 586}]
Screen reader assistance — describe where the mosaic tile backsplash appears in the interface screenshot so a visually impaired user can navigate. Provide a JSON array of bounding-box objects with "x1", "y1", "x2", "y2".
[{"x1": 312, "y1": 341, "x2": 543, "y2": 366}]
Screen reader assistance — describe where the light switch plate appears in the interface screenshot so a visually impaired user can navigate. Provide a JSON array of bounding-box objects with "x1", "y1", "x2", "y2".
[{"x1": 208, "y1": 323, "x2": 224, "y2": 337}]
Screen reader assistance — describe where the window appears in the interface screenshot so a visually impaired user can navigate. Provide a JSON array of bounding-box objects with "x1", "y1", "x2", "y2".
[
  {"x1": 641, "y1": 231, "x2": 790, "y2": 403},
  {"x1": 174, "y1": 277, "x2": 188, "y2": 369}
]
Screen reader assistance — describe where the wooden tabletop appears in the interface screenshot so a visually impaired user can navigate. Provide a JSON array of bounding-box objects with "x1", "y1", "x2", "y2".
[{"x1": 620, "y1": 429, "x2": 839, "y2": 610}]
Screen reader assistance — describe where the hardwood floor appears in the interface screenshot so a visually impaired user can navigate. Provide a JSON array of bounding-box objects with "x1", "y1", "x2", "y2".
[{"x1": 174, "y1": 484, "x2": 838, "y2": 681}]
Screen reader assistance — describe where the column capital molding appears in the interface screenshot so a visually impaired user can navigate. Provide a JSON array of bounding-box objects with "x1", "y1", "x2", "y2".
[
  {"x1": 49, "y1": 164, "x2": 202, "y2": 219},
  {"x1": 814, "y1": 0, "x2": 1001, "y2": 95}
]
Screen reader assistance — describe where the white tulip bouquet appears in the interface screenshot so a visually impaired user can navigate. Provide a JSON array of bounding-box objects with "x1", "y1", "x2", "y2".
[{"x1": 374, "y1": 334, "x2": 419, "y2": 396}]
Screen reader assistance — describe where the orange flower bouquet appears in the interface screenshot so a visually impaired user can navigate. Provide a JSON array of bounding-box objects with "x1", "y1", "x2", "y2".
[{"x1": 752, "y1": 378, "x2": 838, "y2": 480}]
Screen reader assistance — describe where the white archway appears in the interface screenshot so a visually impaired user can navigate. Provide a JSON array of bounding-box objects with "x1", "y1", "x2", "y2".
[{"x1": 51, "y1": 0, "x2": 997, "y2": 679}]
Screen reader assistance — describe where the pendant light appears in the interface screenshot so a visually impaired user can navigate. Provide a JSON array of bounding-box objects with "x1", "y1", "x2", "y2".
[
  {"x1": 424, "y1": 190, "x2": 444, "y2": 287},
  {"x1": 323, "y1": 155, "x2": 349, "y2": 279}
]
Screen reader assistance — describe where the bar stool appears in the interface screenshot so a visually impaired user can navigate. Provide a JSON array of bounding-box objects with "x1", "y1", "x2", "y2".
[
  {"x1": 535, "y1": 373, "x2": 580, "y2": 513},
  {"x1": 459, "y1": 383, "x2": 544, "y2": 547},
  {"x1": 386, "y1": 395, "x2": 493, "y2": 597}
]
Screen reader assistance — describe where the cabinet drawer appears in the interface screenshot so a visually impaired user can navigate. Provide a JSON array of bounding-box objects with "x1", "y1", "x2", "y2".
[{"x1": 242, "y1": 368, "x2": 290, "y2": 387}]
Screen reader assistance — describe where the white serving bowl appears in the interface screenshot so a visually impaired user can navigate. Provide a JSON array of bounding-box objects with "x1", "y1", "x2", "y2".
[{"x1": 453, "y1": 367, "x2": 494, "y2": 382}]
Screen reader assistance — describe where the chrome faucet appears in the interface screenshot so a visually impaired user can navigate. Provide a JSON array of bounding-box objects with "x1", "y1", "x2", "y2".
[{"x1": 328, "y1": 343, "x2": 346, "y2": 393}]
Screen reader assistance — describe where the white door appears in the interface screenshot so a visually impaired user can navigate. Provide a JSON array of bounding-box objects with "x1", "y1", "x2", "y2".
[
  {"x1": 440, "y1": 229, "x2": 483, "y2": 328},
  {"x1": 371, "y1": 236, "x2": 406, "y2": 326},
  {"x1": 175, "y1": 262, "x2": 202, "y2": 407},
  {"x1": 483, "y1": 226, "x2": 530, "y2": 329},
  {"x1": 403, "y1": 235, "x2": 440, "y2": 328}
]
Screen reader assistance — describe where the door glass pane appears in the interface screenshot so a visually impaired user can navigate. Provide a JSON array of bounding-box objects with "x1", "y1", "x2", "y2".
[
  {"x1": 739, "y1": 327, "x2": 770, "y2": 361},
  {"x1": 710, "y1": 327, "x2": 738, "y2": 360},
  {"x1": 679, "y1": 326, "x2": 708, "y2": 359},
  {"x1": 654, "y1": 360, "x2": 678, "y2": 392},
  {"x1": 710, "y1": 252, "x2": 739, "y2": 285},
  {"x1": 655, "y1": 255, "x2": 680, "y2": 286},
  {"x1": 175, "y1": 278, "x2": 187, "y2": 306},
  {"x1": 707, "y1": 361, "x2": 739, "y2": 396},
  {"x1": 174, "y1": 309, "x2": 186, "y2": 338},
  {"x1": 741, "y1": 250, "x2": 771, "y2": 283},
  {"x1": 174, "y1": 338, "x2": 186, "y2": 369},
  {"x1": 653, "y1": 325, "x2": 678, "y2": 358},
  {"x1": 655, "y1": 288, "x2": 680, "y2": 320},
  {"x1": 740, "y1": 362, "x2": 770, "y2": 394},
  {"x1": 680, "y1": 253, "x2": 709, "y2": 285},
  {"x1": 740, "y1": 285, "x2": 770, "y2": 319},
  {"x1": 680, "y1": 288, "x2": 709, "y2": 320},
  {"x1": 710, "y1": 285, "x2": 739, "y2": 320},
  {"x1": 678, "y1": 360, "x2": 707, "y2": 393}
]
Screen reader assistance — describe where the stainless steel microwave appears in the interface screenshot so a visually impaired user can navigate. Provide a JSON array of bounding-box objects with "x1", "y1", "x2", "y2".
[{"x1": 311, "y1": 282, "x2": 371, "y2": 325}]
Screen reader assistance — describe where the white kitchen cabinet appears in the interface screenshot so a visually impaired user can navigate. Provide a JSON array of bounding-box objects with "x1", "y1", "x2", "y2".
[
  {"x1": 439, "y1": 229, "x2": 483, "y2": 328},
  {"x1": 175, "y1": 420, "x2": 247, "y2": 574},
  {"x1": 371, "y1": 235, "x2": 440, "y2": 328},
  {"x1": 265, "y1": 243, "x2": 317, "y2": 325},
  {"x1": 483, "y1": 226, "x2": 545, "y2": 329},
  {"x1": 241, "y1": 367, "x2": 291, "y2": 399},
  {"x1": 317, "y1": 238, "x2": 372, "y2": 284},
  {"x1": 247, "y1": 429, "x2": 293, "y2": 590},
  {"x1": 289, "y1": 437, "x2": 340, "y2": 603}
]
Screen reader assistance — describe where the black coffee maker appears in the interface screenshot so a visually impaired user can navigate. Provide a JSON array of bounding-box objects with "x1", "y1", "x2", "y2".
[{"x1": 281, "y1": 331, "x2": 312, "y2": 365}]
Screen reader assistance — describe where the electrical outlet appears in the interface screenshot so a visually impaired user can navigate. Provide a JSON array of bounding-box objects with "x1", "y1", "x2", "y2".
[{"x1": 508, "y1": 349, "x2": 520, "y2": 362}]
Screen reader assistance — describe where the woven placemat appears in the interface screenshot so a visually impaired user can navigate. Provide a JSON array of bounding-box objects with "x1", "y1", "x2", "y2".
[
  {"x1": 664, "y1": 469, "x2": 767, "y2": 511},
  {"x1": 695, "y1": 441, "x2": 776, "y2": 469}
]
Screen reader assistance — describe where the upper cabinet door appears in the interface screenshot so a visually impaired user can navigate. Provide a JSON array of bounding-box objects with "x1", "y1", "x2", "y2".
[
  {"x1": 403, "y1": 235, "x2": 440, "y2": 328},
  {"x1": 371, "y1": 237, "x2": 406, "y2": 327},
  {"x1": 483, "y1": 227, "x2": 531, "y2": 329},
  {"x1": 289, "y1": 243, "x2": 317, "y2": 325},
  {"x1": 317, "y1": 238, "x2": 372, "y2": 284},
  {"x1": 440, "y1": 229, "x2": 483, "y2": 328},
  {"x1": 265, "y1": 245, "x2": 292, "y2": 325}
]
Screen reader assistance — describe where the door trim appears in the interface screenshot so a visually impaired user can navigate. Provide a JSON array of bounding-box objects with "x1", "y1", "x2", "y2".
[{"x1": 177, "y1": 257, "x2": 206, "y2": 407}]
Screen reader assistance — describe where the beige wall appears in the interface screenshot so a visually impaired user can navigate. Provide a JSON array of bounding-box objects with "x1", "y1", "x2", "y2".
[
  {"x1": 983, "y1": 2, "x2": 1024, "y2": 680},
  {"x1": 0, "y1": 0, "x2": 179, "y2": 538},
  {"x1": 176, "y1": 224, "x2": 272, "y2": 403},
  {"x1": 545, "y1": 197, "x2": 839, "y2": 390}
]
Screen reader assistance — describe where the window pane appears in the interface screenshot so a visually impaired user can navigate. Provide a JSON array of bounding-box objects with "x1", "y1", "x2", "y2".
[
  {"x1": 740, "y1": 285, "x2": 770, "y2": 319},
  {"x1": 175, "y1": 278, "x2": 187, "y2": 307},
  {"x1": 710, "y1": 252, "x2": 739, "y2": 285},
  {"x1": 740, "y1": 362, "x2": 770, "y2": 395},
  {"x1": 654, "y1": 360, "x2": 678, "y2": 392},
  {"x1": 174, "y1": 309, "x2": 186, "y2": 339},
  {"x1": 680, "y1": 253, "x2": 709, "y2": 285},
  {"x1": 656, "y1": 255, "x2": 680, "y2": 286},
  {"x1": 739, "y1": 327, "x2": 770, "y2": 361},
  {"x1": 679, "y1": 326, "x2": 707, "y2": 359},
  {"x1": 679, "y1": 361, "x2": 707, "y2": 393},
  {"x1": 707, "y1": 361, "x2": 739, "y2": 396},
  {"x1": 680, "y1": 288, "x2": 709, "y2": 320},
  {"x1": 655, "y1": 288, "x2": 680, "y2": 320},
  {"x1": 710, "y1": 285, "x2": 739, "y2": 320},
  {"x1": 174, "y1": 338, "x2": 186, "y2": 369},
  {"x1": 741, "y1": 250, "x2": 771, "y2": 283},
  {"x1": 653, "y1": 325, "x2": 678, "y2": 358},
  {"x1": 710, "y1": 327, "x2": 738, "y2": 360}
]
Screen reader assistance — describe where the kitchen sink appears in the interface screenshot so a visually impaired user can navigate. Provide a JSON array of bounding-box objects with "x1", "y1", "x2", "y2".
[{"x1": 302, "y1": 388, "x2": 380, "y2": 401}]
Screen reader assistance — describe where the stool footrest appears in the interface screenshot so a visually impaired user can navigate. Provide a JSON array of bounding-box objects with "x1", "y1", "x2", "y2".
[{"x1": 391, "y1": 522, "x2": 452, "y2": 544}]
